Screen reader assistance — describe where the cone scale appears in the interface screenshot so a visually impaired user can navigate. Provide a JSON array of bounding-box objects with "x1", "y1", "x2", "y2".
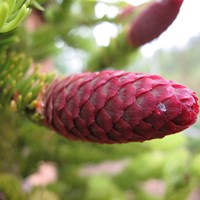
[{"x1": 44, "y1": 70, "x2": 199, "y2": 144}]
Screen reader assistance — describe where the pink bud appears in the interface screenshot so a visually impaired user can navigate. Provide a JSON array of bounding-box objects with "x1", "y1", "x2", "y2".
[{"x1": 127, "y1": 0, "x2": 184, "y2": 47}]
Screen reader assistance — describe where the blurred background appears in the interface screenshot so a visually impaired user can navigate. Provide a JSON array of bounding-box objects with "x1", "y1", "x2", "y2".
[{"x1": 0, "y1": 0, "x2": 199, "y2": 199}]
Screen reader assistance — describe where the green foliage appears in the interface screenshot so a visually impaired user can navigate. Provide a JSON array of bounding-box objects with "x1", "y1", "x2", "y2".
[
  {"x1": 0, "y1": 52, "x2": 55, "y2": 121},
  {"x1": 0, "y1": 31, "x2": 18, "y2": 51},
  {"x1": 85, "y1": 175, "x2": 126, "y2": 200},
  {"x1": 1, "y1": 111, "x2": 200, "y2": 199},
  {"x1": 190, "y1": 153, "x2": 200, "y2": 177},
  {"x1": 0, "y1": 173, "x2": 25, "y2": 200},
  {"x1": 147, "y1": 133, "x2": 187, "y2": 151},
  {"x1": 29, "y1": 189, "x2": 59, "y2": 200},
  {"x1": 87, "y1": 30, "x2": 137, "y2": 71},
  {"x1": 0, "y1": 0, "x2": 31, "y2": 33}
]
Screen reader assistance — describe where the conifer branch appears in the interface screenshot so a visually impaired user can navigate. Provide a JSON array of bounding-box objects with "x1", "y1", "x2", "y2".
[
  {"x1": 0, "y1": 0, "x2": 31, "y2": 33},
  {"x1": 0, "y1": 51, "x2": 55, "y2": 122}
]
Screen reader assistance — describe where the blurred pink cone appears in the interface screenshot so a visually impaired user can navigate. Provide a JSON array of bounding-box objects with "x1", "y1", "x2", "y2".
[{"x1": 127, "y1": 0, "x2": 184, "y2": 47}]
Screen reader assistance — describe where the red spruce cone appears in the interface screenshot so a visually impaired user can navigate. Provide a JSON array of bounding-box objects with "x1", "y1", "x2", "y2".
[
  {"x1": 44, "y1": 70, "x2": 199, "y2": 144},
  {"x1": 128, "y1": 0, "x2": 183, "y2": 47}
]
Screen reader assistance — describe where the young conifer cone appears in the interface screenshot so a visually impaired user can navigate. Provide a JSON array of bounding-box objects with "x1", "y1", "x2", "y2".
[
  {"x1": 128, "y1": 0, "x2": 183, "y2": 47},
  {"x1": 44, "y1": 70, "x2": 199, "y2": 144}
]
